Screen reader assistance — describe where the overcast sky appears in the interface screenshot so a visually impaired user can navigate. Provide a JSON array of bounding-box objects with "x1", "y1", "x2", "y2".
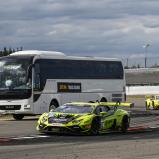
[{"x1": 1, "y1": 0, "x2": 159, "y2": 59}]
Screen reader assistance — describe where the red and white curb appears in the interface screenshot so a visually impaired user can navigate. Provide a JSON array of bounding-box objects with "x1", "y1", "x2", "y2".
[
  {"x1": 128, "y1": 126, "x2": 148, "y2": 131},
  {"x1": 0, "y1": 137, "x2": 13, "y2": 142},
  {"x1": 128, "y1": 125, "x2": 159, "y2": 132},
  {"x1": 1, "y1": 125, "x2": 159, "y2": 143}
]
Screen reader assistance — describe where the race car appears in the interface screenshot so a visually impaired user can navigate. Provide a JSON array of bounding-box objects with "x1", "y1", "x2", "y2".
[
  {"x1": 36, "y1": 102, "x2": 134, "y2": 135},
  {"x1": 145, "y1": 95, "x2": 159, "y2": 110}
]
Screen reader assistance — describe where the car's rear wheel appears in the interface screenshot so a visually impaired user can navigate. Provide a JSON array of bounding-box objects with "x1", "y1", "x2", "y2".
[
  {"x1": 89, "y1": 118, "x2": 100, "y2": 135},
  {"x1": 145, "y1": 101, "x2": 149, "y2": 110},
  {"x1": 13, "y1": 114, "x2": 24, "y2": 120},
  {"x1": 152, "y1": 101, "x2": 156, "y2": 110},
  {"x1": 121, "y1": 116, "x2": 129, "y2": 133}
]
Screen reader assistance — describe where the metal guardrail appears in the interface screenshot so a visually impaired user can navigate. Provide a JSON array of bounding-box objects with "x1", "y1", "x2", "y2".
[{"x1": 125, "y1": 68, "x2": 159, "y2": 73}]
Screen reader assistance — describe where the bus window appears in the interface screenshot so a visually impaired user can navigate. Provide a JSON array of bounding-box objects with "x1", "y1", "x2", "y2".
[{"x1": 34, "y1": 64, "x2": 41, "y2": 91}]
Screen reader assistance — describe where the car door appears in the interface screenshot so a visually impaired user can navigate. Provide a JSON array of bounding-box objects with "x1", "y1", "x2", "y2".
[{"x1": 95, "y1": 106, "x2": 115, "y2": 130}]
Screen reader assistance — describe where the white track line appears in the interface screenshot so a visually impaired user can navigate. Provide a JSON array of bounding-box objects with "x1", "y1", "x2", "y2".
[{"x1": 12, "y1": 135, "x2": 50, "y2": 140}]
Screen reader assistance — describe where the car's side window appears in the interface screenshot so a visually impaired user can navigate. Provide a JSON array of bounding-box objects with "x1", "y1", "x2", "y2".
[{"x1": 95, "y1": 106, "x2": 109, "y2": 115}]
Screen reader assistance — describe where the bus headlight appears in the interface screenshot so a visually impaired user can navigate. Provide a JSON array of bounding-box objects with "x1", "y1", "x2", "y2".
[{"x1": 24, "y1": 104, "x2": 31, "y2": 109}]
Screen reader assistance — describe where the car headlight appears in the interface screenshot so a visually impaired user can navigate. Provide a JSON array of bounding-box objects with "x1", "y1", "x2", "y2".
[
  {"x1": 72, "y1": 119, "x2": 83, "y2": 124},
  {"x1": 41, "y1": 116, "x2": 48, "y2": 123}
]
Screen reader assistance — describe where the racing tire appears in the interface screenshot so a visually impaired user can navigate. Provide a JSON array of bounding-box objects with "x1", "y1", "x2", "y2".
[
  {"x1": 49, "y1": 101, "x2": 58, "y2": 111},
  {"x1": 89, "y1": 118, "x2": 100, "y2": 135},
  {"x1": 145, "y1": 102, "x2": 149, "y2": 110},
  {"x1": 152, "y1": 101, "x2": 155, "y2": 110},
  {"x1": 13, "y1": 114, "x2": 24, "y2": 120},
  {"x1": 121, "y1": 116, "x2": 129, "y2": 133},
  {"x1": 111, "y1": 119, "x2": 117, "y2": 130}
]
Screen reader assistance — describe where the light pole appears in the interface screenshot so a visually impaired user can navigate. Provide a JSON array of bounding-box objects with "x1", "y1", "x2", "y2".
[{"x1": 143, "y1": 44, "x2": 150, "y2": 68}]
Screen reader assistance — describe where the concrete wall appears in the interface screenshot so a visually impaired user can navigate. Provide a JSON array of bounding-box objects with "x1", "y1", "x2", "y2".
[
  {"x1": 126, "y1": 86, "x2": 159, "y2": 95},
  {"x1": 125, "y1": 68, "x2": 159, "y2": 107},
  {"x1": 126, "y1": 95, "x2": 145, "y2": 108}
]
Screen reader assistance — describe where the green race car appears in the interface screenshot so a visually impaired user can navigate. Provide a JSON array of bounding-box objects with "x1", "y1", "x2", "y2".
[
  {"x1": 145, "y1": 95, "x2": 159, "y2": 110},
  {"x1": 37, "y1": 102, "x2": 133, "y2": 135}
]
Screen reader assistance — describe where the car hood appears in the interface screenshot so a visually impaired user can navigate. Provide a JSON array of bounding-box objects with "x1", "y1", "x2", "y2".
[{"x1": 47, "y1": 112, "x2": 86, "y2": 123}]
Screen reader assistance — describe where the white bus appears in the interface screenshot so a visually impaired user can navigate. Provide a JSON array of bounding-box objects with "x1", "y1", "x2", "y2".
[{"x1": 0, "y1": 50, "x2": 125, "y2": 120}]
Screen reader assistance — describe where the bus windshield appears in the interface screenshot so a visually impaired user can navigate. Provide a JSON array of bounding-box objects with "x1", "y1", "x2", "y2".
[{"x1": 0, "y1": 56, "x2": 33, "y2": 99}]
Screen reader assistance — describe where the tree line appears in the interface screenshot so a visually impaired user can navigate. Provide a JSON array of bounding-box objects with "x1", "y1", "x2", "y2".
[{"x1": 0, "y1": 47, "x2": 23, "y2": 57}]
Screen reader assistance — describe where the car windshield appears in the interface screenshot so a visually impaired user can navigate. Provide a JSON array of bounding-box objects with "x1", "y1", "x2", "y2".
[{"x1": 53, "y1": 105, "x2": 93, "y2": 114}]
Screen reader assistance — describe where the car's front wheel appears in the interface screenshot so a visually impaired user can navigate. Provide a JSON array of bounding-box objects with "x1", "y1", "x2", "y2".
[
  {"x1": 89, "y1": 118, "x2": 100, "y2": 135},
  {"x1": 145, "y1": 101, "x2": 150, "y2": 110},
  {"x1": 121, "y1": 116, "x2": 129, "y2": 133}
]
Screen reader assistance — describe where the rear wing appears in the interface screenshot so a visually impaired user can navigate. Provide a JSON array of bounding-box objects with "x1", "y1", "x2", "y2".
[
  {"x1": 145, "y1": 95, "x2": 159, "y2": 100},
  {"x1": 98, "y1": 102, "x2": 134, "y2": 108},
  {"x1": 145, "y1": 95, "x2": 154, "y2": 99}
]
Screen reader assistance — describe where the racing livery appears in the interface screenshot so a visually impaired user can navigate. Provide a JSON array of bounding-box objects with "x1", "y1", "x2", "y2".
[
  {"x1": 37, "y1": 102, "x2": 134, "y2": 135},
  {"x1": 145, "y1": 95, "x2": 159, "y2": 110}
]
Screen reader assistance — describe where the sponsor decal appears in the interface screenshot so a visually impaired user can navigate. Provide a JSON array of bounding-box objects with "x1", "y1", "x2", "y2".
[
  {"x1": 57, "y1": 82, "x2": 81, "y2": 93},
  {"x1": 51, "y1": 123, "x2": 63, "y2": 126}
]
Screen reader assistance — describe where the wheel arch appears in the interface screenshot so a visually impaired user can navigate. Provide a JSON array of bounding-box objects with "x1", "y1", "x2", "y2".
[
  {"x1": 116, "y1": 113, "x2": 129, "y2": 126},
  {"x1": 49, "y1": 99, "x2": 59, "y2": 111},
  {"x1": 100, "y1": 97, "x2": 107, "y2": 102},
  {"x1": 120, "y1": 115, "x2": 130, "y2": 132}
]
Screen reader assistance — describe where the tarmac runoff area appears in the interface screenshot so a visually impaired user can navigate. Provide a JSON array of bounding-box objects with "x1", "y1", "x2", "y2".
[
  {"x1": 1, "y1": 97, "x2": 159, "y2": 159},
  {"x1": 1, "y1": 105, "x2": 159, "y2": 144},
  {"x1": 1, "y1": 95, "x2": 159, "y2": 143},
  {"x1": 0, "y1": 114, "x2": 39, "y2": 120}
]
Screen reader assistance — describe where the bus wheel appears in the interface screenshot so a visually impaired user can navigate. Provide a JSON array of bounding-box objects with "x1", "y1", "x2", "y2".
[
  {"x1": 100, "y1": 98, "x2": 107, "y2": 102},
  {"x1": 49, "y1": 101, "x2": 58, "y2": 111},
  {"x1": 13, "y1": 114, "x2": 24, "y2": 120}
]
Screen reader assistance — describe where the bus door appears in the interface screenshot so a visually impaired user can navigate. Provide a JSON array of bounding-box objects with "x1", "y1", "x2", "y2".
[{"x1": 33, "y1": 63, "x2": 45, "y2": 114}]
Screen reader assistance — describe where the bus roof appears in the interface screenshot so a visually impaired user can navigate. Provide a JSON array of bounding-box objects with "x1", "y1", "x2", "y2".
[
  {"x1": 10, "y1": 50, "x2": 65, "y2": 56},
  {"x1": 10, "y1": 50, "x2": 121, "y2": 62}
]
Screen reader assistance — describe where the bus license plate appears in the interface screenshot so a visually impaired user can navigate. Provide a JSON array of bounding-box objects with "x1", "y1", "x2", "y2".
[{"x1": 4, "y1": 110, "x2": 15, "y2": 114}]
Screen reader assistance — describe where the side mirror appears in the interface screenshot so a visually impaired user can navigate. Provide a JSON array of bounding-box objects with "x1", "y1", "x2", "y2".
[{"x1": 100, "y1": 112, "x2": 108, "y2": 116}]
